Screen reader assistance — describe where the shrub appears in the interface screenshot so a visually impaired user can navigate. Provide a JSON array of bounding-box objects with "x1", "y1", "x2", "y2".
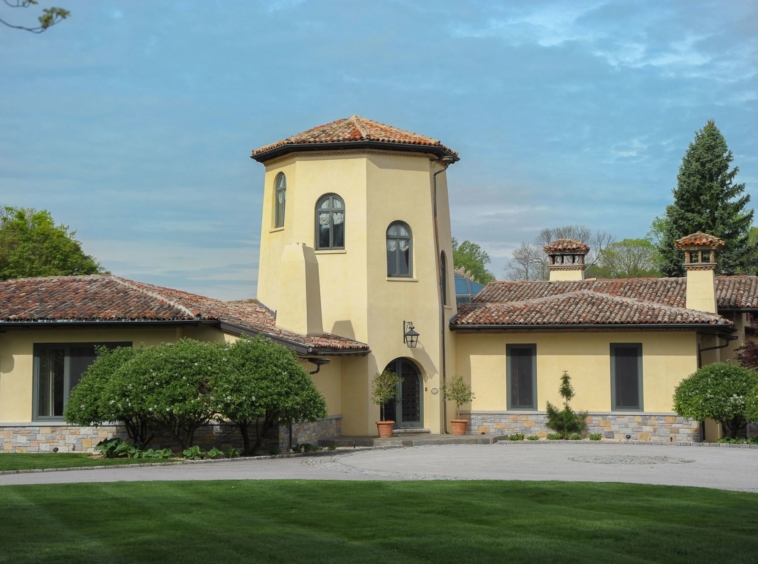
[
  {"x1": 589, "y1": 433, "x2": 602, "y2": 441},
  {"x1": 371, "y1": 370, "x2": 402, "y2": 422},
  {"x1": 569, "y1": 433, "x2": 582, "y2": 440},
  {"x1": 745, "y1": 384, "x2": 758, "y2": 427},
  {"x1": 718, "y1": 437, "x2": 746, "y2": 444},
  {"x1": 674, "y1": 362, "x2": 758, "y2": 438},
  {"x1": 328, "y1": 445, "x2": 336, "y2": 451},
  {"x1": 443, "y1": 376, "x2": 476, "y2": 419},
  {"x1": 94, "y1": 438, "x2": 124, "y2": 459},
  {"x1": 266, "y1": 447, "x2": 281, "y2": 456},
  {"x1": 112, "y1": 339, "x2": 226, "y2": 450},
  {"x1": 225, "y1": 447, "x2": 240, "y2": 458},
  {"x1": 183, "y1": 446, "x2": 206, "y2": 460},
  {"x1": 211, "y1": 336, "x2": 328, "y2": 456},
  {"x1": 527, "y1": 435, "x2": 539, "y2": 441},
  {"x1": 545, "y1": 372, "x2": 588, "y2": 439},
  {"x1": 507, "y1": 433, "x2": 525, "y2": 441},
  {"x1": 65, "y1": 346, "x2": 153, "y2": 446},
  {"x1": 547, "y1": 433, "x2": 563, "y2": 440},
  {"x1": 206, "y1": 448, "x2": 224, "y2": 459}
]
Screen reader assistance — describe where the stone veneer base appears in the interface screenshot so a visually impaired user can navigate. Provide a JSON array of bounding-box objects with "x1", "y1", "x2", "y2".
[
  {"x1": 0, "y1": 415, "x2": 342, "y2": 454},
  {"x1": 465, "y1": 412, "x2": 703, "y2": 442}
]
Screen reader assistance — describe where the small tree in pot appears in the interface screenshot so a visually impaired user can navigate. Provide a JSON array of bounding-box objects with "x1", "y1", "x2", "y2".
[
  {"x1": 444, "y1": 376, "x2": 475, "y2": 436},
  {"x1": 372, "y1": 370, "x2": 402, "y2": 438}
]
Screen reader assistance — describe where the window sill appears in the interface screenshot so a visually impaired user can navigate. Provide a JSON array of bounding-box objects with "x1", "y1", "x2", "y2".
[
  {"x1": 387, "y1": 277, "x2": 418, "y2": 282},
  {"x1": 315, "y1": 249, "x2": 347, "y2": 255},
  {"x1": 269, "y1": 227, "x2": 285, "y2": 233}
]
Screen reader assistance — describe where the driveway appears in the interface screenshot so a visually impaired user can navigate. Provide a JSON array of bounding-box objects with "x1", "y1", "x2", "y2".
[{"x1": 2, "y1": 443, "x2": 757, "y2": 492}]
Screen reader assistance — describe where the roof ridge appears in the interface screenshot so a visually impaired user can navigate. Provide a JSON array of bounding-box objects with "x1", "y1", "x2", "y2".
[
  {"x1": 350, "y1": 115, "x2": 371, "y2": 139},
  {"x1": 110, "y1": 276, "x2": 199, "y2": 320}
]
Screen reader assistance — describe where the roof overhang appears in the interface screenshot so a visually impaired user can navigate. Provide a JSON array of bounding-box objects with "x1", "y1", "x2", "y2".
[
  {"x1": 450, "y1": 323, "x2": 735, "y2": 334},
  {"x1": 251, "y1": 141, "x2": 459, "y2": 164},
  {"x1": 0, "y1": 320, "x2": 209, "y2": 332}
]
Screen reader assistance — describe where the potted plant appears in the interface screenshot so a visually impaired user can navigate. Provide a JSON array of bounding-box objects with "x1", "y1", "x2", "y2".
[
  {"x1": 372, "y1": 370, "x2": 402, "y2": 438},
  {"x1": 444, "y1": 376, "x2": 475, "y2": 436}
]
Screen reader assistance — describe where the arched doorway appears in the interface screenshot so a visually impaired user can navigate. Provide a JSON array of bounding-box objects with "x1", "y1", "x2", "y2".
[{"x1": 383, "y1": 358, "x2": 423, "y2": 429}]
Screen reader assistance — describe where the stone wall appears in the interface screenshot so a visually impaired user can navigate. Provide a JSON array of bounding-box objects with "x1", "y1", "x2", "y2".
[
  {"x1": 466, "y1": 412, "x2": 702, "y2": 442},
  {"x1": 0, "y1": 415, "x2": 343, "y2": 454}
]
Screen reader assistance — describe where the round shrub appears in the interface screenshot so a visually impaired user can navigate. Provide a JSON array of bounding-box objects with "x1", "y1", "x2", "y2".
[
  {"x1": 674, "y1": 362, "x2": 758, "y2": 438},
  {"x1": 745, "y1": 385, "x2": 758, "y2": 425}
]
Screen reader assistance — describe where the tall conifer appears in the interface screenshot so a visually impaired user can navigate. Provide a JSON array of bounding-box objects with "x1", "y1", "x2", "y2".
[{"x1": 656, "y1": 121, "x2": 752, "y2": 276}]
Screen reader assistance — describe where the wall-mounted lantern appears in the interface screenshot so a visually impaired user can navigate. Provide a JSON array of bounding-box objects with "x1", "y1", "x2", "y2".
[{"x1": 403, "y1": 321, "x2": 419, "y2": 348}]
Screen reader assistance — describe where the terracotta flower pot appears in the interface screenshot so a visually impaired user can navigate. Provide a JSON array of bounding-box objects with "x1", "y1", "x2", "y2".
[
  {"x1": 451, "y1": 419, "x2": 469, "y2": 436},
  {"x1": 376, "y1": 421, "x2": 395, "y2": 438}
]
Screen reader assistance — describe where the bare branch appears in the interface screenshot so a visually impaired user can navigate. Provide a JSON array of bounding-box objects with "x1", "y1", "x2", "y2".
[{"x1": 0, "y1": 1, "x2": 69, "y2": 33}]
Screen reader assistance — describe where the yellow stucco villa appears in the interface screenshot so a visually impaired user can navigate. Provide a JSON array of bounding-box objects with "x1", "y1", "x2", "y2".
[{"x1": 2, "y1": 115, "x2": 757, "y2": 453}]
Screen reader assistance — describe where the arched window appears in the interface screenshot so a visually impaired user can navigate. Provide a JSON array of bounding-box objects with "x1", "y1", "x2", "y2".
[
  {"x1": 274, "y1": 173, "x2": 286, "y2": 228},
  {"x1": 440, "y1": 251, "x2": 448, "y2": 305},
  {"x1": 316, "y1": 194, "x2": 345, "y2": 250},
  {"x1": 387, "y1": 221, "x2": 412, "y2": 277}
]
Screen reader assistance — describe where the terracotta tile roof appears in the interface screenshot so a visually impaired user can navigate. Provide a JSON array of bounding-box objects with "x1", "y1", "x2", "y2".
[
  {"x1": 675, "y1": 232, "x2": 726, "y2": 249},
  {"x1": 453, "y1": 290, "x2": 729, "y2": 327},
  {"x1": 0, "y1": 276, "x2": 369, "y2": 354},
  {"x1": 451, "y1": 276, "x2": 758, "y2": 328},
  {"x1": 543, "y1": 239, "x2": 590, "y2": 255},
  {"x1": 251, "y1": 115, "x2": 458, "y2": 162}
]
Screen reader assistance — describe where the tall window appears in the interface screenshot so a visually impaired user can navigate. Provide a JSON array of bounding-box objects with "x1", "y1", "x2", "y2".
[
  {"x1": 387, "y1": 222, "x2": 412, "y2": 277},
  {"x1": 34, "y1": 342, "x2": 131, "y2": 420},
  {"x1": 507, "y1": 344, "x2": 536, "y2": 410},
  {"x1": 440, "y1": 251, "x2": 448, "y2": 305},
  {"x1": 316, "y1": 194, "x2": 345, "y2": 249},
  {"x1": 274, "y1": 173, "x2": 286, "y2": 228},
  {"x1": 611, "y1": 344, "x2": 643, "y2": 410}
]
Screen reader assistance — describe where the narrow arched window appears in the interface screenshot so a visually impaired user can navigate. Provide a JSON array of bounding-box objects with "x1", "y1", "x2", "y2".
[
  {"x1": 274, "y1": 173, "x2": 286, "y2": 228},
  {"x1": 316, "y1": 194, "x2": 345, "y2": 250},
  {"x1": 440, "y1": 251, "x2": 448, "y2": 305},
  {"x1": 387, "y1": 221, "x2": 412, "y2": 277}
]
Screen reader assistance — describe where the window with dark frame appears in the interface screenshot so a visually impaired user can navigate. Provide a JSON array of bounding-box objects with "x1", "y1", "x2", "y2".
[
  {"x1": 274, "y1": 172, "x2": 286, "y2": 228},
  {"x1": 386, "y1": 221, "x2": 412, "y2": 277},
  {"x1": 507, "y1": 344, "x2": 536, "y2": 410},
  {"x1": 611, "y1": 344, "x2": 643, "y2": 411},
  {"x1": 316, "y1": 194, "x2": 345, "y2": 250},
  {"x1": 34, "y1": 342, "x2": 131, "y2": 420}
]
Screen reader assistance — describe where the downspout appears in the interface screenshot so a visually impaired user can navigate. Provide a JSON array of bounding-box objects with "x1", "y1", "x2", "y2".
[
  {"x1": 696, "y1": 333, "x2": 739, "y2": 368},
  {"x1": 432, "y1": 156, "x2": 455, "y2": 434}
]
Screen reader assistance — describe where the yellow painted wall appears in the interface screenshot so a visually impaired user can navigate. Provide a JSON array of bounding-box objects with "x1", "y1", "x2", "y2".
[
  {"x1": 454, "y1": 331, "x2": 699, "y2": 414},
  {"x1": 255, "y1": 150, "x2": 456, "y2": 435},
  {"x1": 685, "y1": 269, "x2": 717, "y2": 313}
]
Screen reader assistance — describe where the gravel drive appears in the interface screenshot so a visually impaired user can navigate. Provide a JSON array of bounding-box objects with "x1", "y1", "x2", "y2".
[{"x1": 1, "y1": 443, "x2": 757, "y2": 492}]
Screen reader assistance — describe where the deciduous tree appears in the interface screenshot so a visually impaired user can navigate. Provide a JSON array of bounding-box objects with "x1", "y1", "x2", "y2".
[
  {"x1": 452, "y1": 238, "x2": 496, "y2": 284},
  {"x1": 0, "y1": 0, "x2": 69, "y2": 33}
]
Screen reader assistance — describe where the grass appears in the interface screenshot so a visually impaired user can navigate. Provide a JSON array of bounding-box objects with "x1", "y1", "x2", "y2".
[
  {"x1": 0, "y1": 453, "x2": 167, "y2": 471},
  {"x1": 0, "y1": 481, "x2": 757, "y2": 563}
]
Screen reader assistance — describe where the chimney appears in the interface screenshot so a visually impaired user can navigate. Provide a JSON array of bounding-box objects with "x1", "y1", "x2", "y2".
[
  {"x1": 543, "y1": 239, "x2": 590, "y2": 281},
  {"x1": 275, "y1": 243, "x2": 323, "y2": 336},
  {"x1": 675, "y1": 232, "x2": 724, "y2": 314}
]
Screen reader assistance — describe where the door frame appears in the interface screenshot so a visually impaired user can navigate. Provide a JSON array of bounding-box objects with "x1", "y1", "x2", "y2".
[{"x1": 384, "y1": 358, "x2": 423, "y2": 429}]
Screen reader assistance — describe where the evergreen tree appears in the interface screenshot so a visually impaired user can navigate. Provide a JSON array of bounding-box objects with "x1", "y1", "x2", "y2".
[
  {"x1": 545, "y1": 372, "x2": 587, "y2": 439},
  {"x1": 656, "y1": 120, "x2": 753, "y2": 276}
]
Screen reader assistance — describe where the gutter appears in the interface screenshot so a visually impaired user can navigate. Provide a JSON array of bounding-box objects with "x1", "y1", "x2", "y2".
[
  {"x1": 251, "y1": 141, "x2": 460, "y2": 164},
  {"x1": 0, "y1": 320, "x2": 210, "y2": 331},
  {"x1": 696, "y1": 332, "x2": 739, "y2": 368}
]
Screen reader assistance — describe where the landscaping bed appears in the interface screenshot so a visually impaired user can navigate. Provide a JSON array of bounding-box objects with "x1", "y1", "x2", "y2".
[{"x1": 0, "y1": 480, "x2": 757, "y2": 563}]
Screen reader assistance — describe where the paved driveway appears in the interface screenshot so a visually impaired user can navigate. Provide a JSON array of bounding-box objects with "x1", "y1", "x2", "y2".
[{"x1": 2, "y1": 443, "x2": 757, "y2": 492}]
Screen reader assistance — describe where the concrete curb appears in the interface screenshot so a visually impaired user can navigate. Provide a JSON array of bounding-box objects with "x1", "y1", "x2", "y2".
[
  {"x1": 494, "y1": 439, "x2": 758, "y2": 449},
  {"x1": 0, "y1": 445, "x2": 399, "y2": 476}
]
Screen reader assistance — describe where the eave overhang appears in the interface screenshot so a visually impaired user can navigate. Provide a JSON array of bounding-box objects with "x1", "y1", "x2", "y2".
[
  {"x1": 251, "y1": 140, "x2": 460, "y2": 164},
  {"x1": 449, "y1": 323, "x2": 735, "y2": 334}
]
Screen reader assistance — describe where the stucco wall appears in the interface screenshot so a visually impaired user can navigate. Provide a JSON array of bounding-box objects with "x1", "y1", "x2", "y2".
[{"x1": 454, "y1": 330, "x2": 699, "y2": 414}]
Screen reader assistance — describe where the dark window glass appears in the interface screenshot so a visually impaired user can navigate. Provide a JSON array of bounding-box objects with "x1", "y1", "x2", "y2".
[
  {"x1": 315, "y1": 195, "x2": 345, "y2": 250},
  {"x1": 613, "y1": 345, "x2": 641, "y2": 409},
  {"x1": 508, "y1": 345, "x2": 536, "y2": 409},
  {"x1": 274, "y1": 173, "x2": 286, "y2": 228},
  {"x1": 35, "y1": 343, "x2": 131, "y2": 420},
  {"x1": 455, "y1": 277, "x2": 469, "y2": 295},
  {"x1": 387, "y1": 222, "x2": 412, "y2": 277},
  {"x1": 382, "y1": 358, "x2": 422, "y2": 427}
]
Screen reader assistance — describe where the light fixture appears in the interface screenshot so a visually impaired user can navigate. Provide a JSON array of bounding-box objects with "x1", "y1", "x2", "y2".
[{"x1": 403, "y1": 321, "x2": 419, "y2": 348}]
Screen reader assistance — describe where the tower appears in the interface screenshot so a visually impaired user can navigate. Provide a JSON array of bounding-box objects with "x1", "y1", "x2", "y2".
[{"x1": 251, "y1": 116, "x2": 459, "y2": 434}]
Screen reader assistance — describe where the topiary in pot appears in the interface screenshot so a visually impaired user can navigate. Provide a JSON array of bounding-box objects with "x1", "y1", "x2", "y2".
[
  {"x1": 371, "y1": 370, "x2": 402, "y2": 438},
  {"x1": 444, "y1": 376, "x2": 476, "y2": 436}
]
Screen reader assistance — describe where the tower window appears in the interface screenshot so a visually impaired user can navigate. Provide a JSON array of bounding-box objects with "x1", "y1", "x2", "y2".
[
  {"x1": 316, "y1": 194, "x2": 345, "y2": 250},
  {"x1": 274, "y1": 173, "x2": 286, "y2": 228},
  {"x1": 387, "y1": 221, "x2": 412, "y2": 277}
]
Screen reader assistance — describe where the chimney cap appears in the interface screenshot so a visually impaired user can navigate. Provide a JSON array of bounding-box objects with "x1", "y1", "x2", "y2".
[
  {"x1": 674, "y1": 232, "x2": 725, "y2": 250},
  {"x1": 543, "y1": 239, "x2": 590, "y2": 255}
]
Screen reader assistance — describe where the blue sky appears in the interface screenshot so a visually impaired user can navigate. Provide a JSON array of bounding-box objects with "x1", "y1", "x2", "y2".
[{"x1": 1, "y1": 0, "x2": 756, "y2": 300}]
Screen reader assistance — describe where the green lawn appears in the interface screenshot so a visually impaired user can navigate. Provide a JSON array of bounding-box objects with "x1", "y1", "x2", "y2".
[
  {"x1": 0, "y1": 481, "x2": 756, "y2": 563},
  {"x1": 0, "y1": 453, "x2": 169, "y2": 471}
]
